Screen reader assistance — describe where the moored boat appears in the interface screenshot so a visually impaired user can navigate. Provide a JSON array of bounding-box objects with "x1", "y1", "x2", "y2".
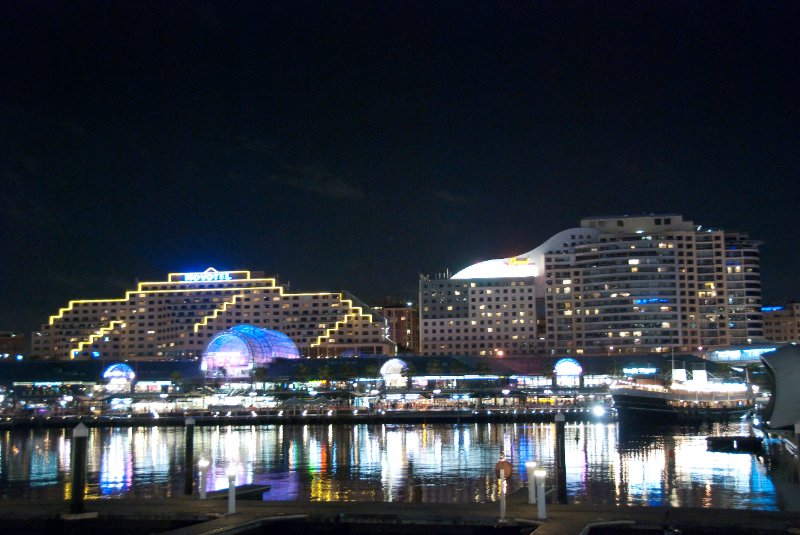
[{"x1": 611, "y1": 377, "x2": 753, "y2": 423}]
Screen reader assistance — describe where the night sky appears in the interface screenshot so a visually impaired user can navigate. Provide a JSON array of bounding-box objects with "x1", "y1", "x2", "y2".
[{"x1": 2, "y1": 1, "x2": 799, "y2": 332}]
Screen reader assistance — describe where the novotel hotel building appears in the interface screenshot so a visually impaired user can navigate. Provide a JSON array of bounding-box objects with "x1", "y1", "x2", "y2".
[{"x1": 32, "y1": 268, "x2": 396, "y2": 361}]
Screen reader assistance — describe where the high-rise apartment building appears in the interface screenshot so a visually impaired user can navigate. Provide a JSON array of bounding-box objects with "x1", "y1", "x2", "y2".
[
  {"x1": 762, "y1": 303, "x2": 800, "y2": 342},
  {"x1": 420, "y1": 215, "x2": 763, "y2": 356},
  {"x1": 32, "y1": 268, "x2": 395, "y2": 360},
  {"x1": 547, "y1": 215, "x2": 762, "y2": 354}
]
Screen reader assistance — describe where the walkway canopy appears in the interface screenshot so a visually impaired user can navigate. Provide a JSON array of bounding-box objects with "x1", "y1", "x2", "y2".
[{"x1": 201, "y1": 325, "x2": 300, "y2": 380}]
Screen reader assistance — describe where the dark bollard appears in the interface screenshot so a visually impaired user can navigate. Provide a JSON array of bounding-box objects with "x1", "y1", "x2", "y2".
[
  {"x1": 554, "y1": 412, "x2": 567, "y2": 504},
  {"x1": 184, "y1": 416, "x2": 195, "y2": 495},
  {"x1": 70, "y1": 423, "x2": 89, "y2": 514}
]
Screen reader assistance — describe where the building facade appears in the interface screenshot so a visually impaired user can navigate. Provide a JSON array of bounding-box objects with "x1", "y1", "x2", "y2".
[
  {"x1": 32, "y1": 268, "x2": 396, "y2": 360},
  {"x1": 419, "y1": 276, "x2": 538, "y2": 356},
  {"x1": 374, "y1": 305, "x2": 420, "y2": 353},
  {"x1": 0, "y1": 332, "x2": 25, "y2": 357},
  {"x1": 420, "y1": 215, "x2": 763, "y2": 357},
  {"x1": 762, "y1": 303, "x2": 800, "y2": 342},
  {"x1": 546, "y1": 215, "x2": 763, "y2": 354}
]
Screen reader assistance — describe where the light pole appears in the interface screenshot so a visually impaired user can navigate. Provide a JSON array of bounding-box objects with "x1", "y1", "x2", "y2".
[
  {"x1": 525, "y1": 461, "x2": 538, "y2": 504},
  {"x1": 534, "y1": 469, "x2": 547, "y2": 520},
  {"x1": 227, "y1": 465, "x2": 237, "y2": 514},
  {"x1": 197, "y1": 458, "x2": 209, "y2": 500}
]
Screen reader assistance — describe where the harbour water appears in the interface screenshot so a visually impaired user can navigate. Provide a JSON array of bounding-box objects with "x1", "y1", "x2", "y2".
[{"x1": 1, "y1": 421, "x2": 797, "y2": 510}]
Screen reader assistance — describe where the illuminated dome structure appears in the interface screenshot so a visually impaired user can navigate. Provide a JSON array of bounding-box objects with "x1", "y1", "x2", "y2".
[
  {"x1": 554, "y1": 358, "x2": 583, "y2": 387},
  {"x1": 103, "y1": 363, "x2": 136, "y2": 393},
  {"x1": 380, "y1": 358, "x2": 409, "y2": 388},
  {"x1": 202, "y1": 325, "x2": 300, "y2": 380}
]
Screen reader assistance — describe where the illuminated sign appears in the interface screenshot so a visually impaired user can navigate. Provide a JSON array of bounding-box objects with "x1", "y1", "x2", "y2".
[
  {"x1": 623, "y1": 367, "x2": 658, "y2": 375},
  {"x1": 711, "y1": 347, "x2": 777, "y2": 362},
  {"x1": 184, "y1": 271, "x2": 233, "y2": 282},
  {"x1": 633, "y1": 298, "x2": 670, "y2": 305},
  {"x1": 761, "y1": 306, "x2": 783, "y2": 312}
]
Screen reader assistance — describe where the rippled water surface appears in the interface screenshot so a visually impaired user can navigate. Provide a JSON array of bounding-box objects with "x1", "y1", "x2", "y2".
[{"x1": 1, "y1": 422, "x2": 797, "y2": 510}]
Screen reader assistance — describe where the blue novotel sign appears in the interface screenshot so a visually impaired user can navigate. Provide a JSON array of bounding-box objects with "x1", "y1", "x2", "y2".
[{"x1": 184, "y1": 271, "x2": 233, "y2": 282}]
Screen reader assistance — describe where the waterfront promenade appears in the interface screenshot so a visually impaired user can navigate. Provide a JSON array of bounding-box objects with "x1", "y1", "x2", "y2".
[
  {"x1": 0, "y1": 487, "x2": 797, "y2": 535},
  {"x1": 0, "y1": 406, "x2": 612, "y2": 430}
]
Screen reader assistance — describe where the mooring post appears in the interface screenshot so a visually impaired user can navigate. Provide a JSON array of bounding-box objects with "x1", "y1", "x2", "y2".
[
  {"x1": 554, "y1": 412, "x2": 567, "y2": 504},
  {"x1": 70, "y1": 423, "x2": 89, "y2": 514},
  {"x1": 184, "y1": 416, "x2": 195, "y2": 495}
]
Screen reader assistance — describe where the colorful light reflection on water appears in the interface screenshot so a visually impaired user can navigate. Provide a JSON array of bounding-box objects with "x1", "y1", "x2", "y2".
[{"x1": 0, "y1": 422, "x2": 796, "y2": 510}]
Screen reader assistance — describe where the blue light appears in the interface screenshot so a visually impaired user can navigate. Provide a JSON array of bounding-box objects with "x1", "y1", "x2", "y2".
[
  {"x1": 92, "y1": 351, "x2": 101, "y2": 358},
  {"x1": 761, "y1": 306, "x2": 783, "y2": 312},
  {"x1": 633, "y1": 298, "x2": 670, "y2": 305}
]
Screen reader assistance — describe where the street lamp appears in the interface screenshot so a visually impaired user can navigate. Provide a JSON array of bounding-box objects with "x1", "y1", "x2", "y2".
[
  {"x1": 534, "y1": 469, "x2": 547, "y2": 520},
  {"x1": 226, "y1": 464, "x2": 237, "y2": 514},
  {"x1": 197, "y1": 458, "x2": 210, "y2": 500},
  {"x1": 525, "y1": 461, "x2": 538, "y2": 504}
]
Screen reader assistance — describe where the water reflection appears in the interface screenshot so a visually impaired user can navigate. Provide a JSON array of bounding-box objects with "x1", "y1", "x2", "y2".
[{"x1": 0, "y1": 422, "x2": 793, "y2": 510}]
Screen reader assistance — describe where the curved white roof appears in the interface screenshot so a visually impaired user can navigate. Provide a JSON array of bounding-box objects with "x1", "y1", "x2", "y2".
[
  {"x1": 451, "y1": 257, "x2": 537, "y2": 279},
  {"x1": 451, "y1": 227, "x2": 601, "y2": 280}
]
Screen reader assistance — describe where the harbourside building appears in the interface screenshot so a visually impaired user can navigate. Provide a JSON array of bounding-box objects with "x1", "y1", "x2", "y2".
[
  {"x1": 0, "y1": 331, "x2": 25, "y2": 358},
  {"x1": 31, "y1": 268, "x2": 396, "y2": 360},
  {"x1": 373, "y1": 303, "x2": 420, "y2": 354},
  {"x1": 762, "y1": 303, "x2": 800, "y2": 342},
  {"x1": 420, "y1": 214, "x2": 763, "y2": 356}
]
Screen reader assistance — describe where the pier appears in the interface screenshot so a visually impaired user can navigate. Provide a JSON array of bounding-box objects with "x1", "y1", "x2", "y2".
[{"x1": 1, "y1": 488, "x2": 798, "y2": 535}]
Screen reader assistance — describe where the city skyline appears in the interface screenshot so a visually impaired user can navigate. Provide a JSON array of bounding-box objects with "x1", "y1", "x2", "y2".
[{"x1": 3, "y1": 2, "x2": 799, "y2": 331}]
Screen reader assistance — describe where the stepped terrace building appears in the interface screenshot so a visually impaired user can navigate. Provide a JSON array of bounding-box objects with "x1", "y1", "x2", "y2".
[{"x1": 32, "y1": 268, "x2": 395, "y2": 360}]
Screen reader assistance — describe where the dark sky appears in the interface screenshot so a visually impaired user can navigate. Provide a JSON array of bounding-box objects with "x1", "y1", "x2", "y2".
[{"x1": 2, "y1": 1, "x2": 799, "y2": 332}]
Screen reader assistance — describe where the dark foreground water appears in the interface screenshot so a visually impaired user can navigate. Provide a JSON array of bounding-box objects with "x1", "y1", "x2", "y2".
[{"x1": 1, "y1": 421, "x2": 797, "y2": 510}]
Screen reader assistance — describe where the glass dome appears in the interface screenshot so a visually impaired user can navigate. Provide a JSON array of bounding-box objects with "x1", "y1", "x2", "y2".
[{"x1": 201, "y1": 325, "x2": 300, "y2": 380}]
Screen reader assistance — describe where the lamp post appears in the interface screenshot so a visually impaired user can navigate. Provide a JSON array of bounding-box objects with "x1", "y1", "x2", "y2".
[
  {"x1": 525, "y1": 461, "x2": 538, "y2": 504},
  {"x1": 197, "y1": 458, "x2": 209, "y2": 500},
  {"x1": 498, "y1": 467, "x2": 507, "y2": 522},
  {"x1": 534, "y1": 469, "x2": 547, "y2": 520},
  {"x1": 226, "y1": 465, "x2": 237, "y2": 514}
]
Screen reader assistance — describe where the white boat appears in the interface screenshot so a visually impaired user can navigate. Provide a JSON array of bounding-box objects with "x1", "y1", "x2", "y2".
[{"x1": 611, "y1": 371, "x2": 753, "y2": 423}]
